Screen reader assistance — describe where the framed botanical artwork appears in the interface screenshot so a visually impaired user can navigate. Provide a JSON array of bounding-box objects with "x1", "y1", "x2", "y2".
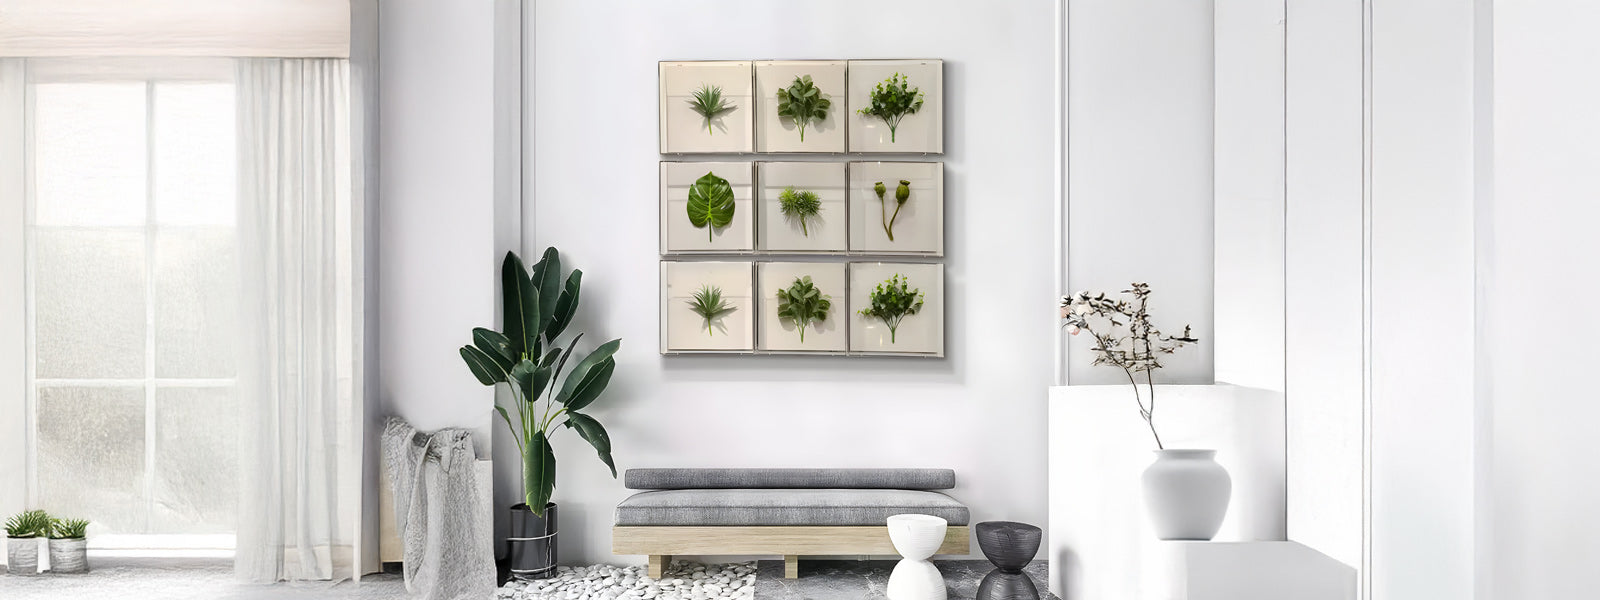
[
  {"x1": 849, "y1": 262, "x2": 944, "y2": 356},
  {"x1": 848, "y1": 161, "x2": 943, "y2": 255},
  {"x1": 660, "y1": 161, "x2": 756, "y2": 254},
  {"x1": 847, "y1": 59, "x2": 943, "y2": 154},
  {"x1": 757, "y1": 161, "x2": 848, "y2": 254},
  {"x1": 660, "y1": 261, "x2": 756, "y2": 353},
  {"x1": 754, "y1": 60, "x2": 847, "y2": 154},
  {"x1": 757, "y1": 262, "x2": 849, "y2": 353},
  {"x1": 660, "y1": 61, "x2": 754, "y2": 154}
]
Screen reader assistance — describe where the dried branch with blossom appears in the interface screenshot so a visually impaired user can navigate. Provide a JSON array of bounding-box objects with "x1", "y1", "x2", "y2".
[{"x1": 1059, "y1": 283, "x2": 1199, "y2": 449}]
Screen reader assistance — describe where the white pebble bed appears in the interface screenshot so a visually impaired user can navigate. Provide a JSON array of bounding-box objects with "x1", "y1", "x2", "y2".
[{"x1": 498, "y1": 562, "x2": 757, "y2": 600}]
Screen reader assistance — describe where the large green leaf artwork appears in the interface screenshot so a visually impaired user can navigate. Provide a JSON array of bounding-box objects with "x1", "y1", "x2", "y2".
[{"x1": 686, "y1": 171, "x2": 735, "y2": 242}]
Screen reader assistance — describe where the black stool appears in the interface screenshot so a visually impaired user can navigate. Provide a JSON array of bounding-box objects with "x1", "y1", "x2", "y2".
[{"x1": 974, "y1": 521, "x2": 1042, "y2": 600}]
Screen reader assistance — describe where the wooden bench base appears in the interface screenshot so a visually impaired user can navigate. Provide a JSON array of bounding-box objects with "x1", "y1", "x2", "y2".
[{"x1": 613, "y1": 525, "x2": 971, "y2": 579}]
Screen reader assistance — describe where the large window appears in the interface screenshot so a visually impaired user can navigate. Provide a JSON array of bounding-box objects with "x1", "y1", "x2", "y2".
[{"x1": 21, "y1": 62, "x2": 239, "y2": 550}]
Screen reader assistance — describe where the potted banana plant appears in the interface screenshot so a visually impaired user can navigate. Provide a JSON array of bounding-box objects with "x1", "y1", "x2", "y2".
[
  {"x1": 5, "y1": 510, "x2": 49, "y2": 576},
  {"x1": 47, "y1": 518, "x2": 89, "y2": 574},
  {"x1": 460, "y1": 248, "x2": 622, "y2": 580}
]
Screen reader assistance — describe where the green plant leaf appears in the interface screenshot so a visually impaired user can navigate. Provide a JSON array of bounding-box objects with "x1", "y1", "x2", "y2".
[
  {"x1": 546, "y1": 269, "x2": 583, "y2": 341},
  {"x1": 559, "y1": 357, "x2": 614, "y2": 412},
  {"x1": 685, "y1": 171, "x2": 735, "y2": 242},
  {"x1": 857, "y1": 273, "x2": 925, "y2": 343},
  {"x1": 775, "y1": 275, "x2": 832, "y2": 343},
  {"x1": 539, "y1": 346, "x2": 563, "y2": 370},
  {"x1": 460, "y1": 345, "x2": 506, "y2": 385},
  {"x1": 564, "y1": 411, "x2": 617, "y2": 478},
  {"x1": 530, "y1": 247, "x2": 562, "y2": 335},
  {"x1": 687, "y1": 285, "x2": 737, "y2": 336},
  {"x1": 511, "y1": 359, "x2": 553, "y2": 404},
  {"x1": 472, "y1": 327, "x2": 515, "y2": 373},
  {"x1": 687, "y1": 84, "x2": 735, "y2": 135},
  {"x1": 776, "y1": 75, "x2": 831, "y2": 142},
  {"x1": 557, "y1": 338, "x2": 622, "y2": 402},
  {"x1": 502, "y1": 252, "x2": 541, "y2": 358},
  {"x1": 525, "y1": 431, "x2": 556, "y2": 515},
  {"x1": 856, "y1": 72, "x2": 925, "y2": 143},
  {"x1": 778, "y1": 187, "x2": 822, "y2": 236}
]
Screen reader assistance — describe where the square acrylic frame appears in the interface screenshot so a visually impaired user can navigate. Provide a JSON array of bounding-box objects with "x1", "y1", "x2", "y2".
[
  {"x1": 755, "y1": 60, "x2": 847, "y2": 154},
  {"x1": 758, "y1": 162, "x2": 848, "y2": 254},
  {"x1": 847, "y1": 59, "x2": 943, "y2": 154},
  {"x1": 849, "y1": 162, "x2": 944, "y2": 255},
  {"x1": 757, "y1": 262, "x2": 850, "y2": 353},
  {"x1": 849, "y1": 262, "x2": 944, "y2": 356},
  {"x1": 661, "y1": 261, "x2": 756, "y2": 353},
  {"x1": 661, "y1": 161, "x2": 756, "y2": 254},
  {"x1": 660, "y1": 61, "x2": 755, "y2": 154}
]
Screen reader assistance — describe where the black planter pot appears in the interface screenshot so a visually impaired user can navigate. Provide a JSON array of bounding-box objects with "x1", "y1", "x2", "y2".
[{"x1": 508, "y1": 502, "x2": 558, "y2": 580}]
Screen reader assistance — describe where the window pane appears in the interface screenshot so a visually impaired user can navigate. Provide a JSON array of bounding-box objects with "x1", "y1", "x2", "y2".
[
  {"x1": 33, "y1": 82, "x2": 147, "y2": 227},
  {"x1": 154, "y1": 83, "x2": 236, "y2": 226},
  {"x1": 154, "y1": 228, "x2": 237, "y2": 378},
  {"x1": 33, "y1": 228, "x2": 147, "y2": 379},
  {"x1": 151, "y1": 387, "x2": 237, "y2": 534},
  {"x1": 37, "y1": 386, "x2": 147, "y2": 534}
]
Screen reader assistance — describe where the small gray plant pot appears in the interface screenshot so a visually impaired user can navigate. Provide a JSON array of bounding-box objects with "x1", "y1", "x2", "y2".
[
  {"x1": 6, "y1": 537, "x2": 40, "y2": 576},
  {"x1": 48, "y1": 538, "x2": 88, "y2": 574}
]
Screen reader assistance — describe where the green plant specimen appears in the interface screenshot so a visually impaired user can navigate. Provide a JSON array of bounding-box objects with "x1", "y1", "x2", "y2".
[
  {"x1": 688, "y1": 84, "x2": 735, "y2": 135},
  {"x1": 856, "y1": 72, "x2": 925, "y2": 142},
  {"x1": 5, "y1": 510, "x2": 51, "y2": 538},
  {"x1": 1060, "y1": 283, "x2": 1199, "y2": 449},
  {"x1": 778, "y1": 187, "x2": 823, "y2": 236},
  {"x1": 872, "y1": 179, "x2": 912, "y2": 241},
  {"x1": 688, "y1": 285, "x2": 736, "y2": 336},
  {"x1": 775, "y1": 75, "x2": 831, "y2": 142},
  {"x1": 460, "y1": 248, "x2": 622, "y2": 517},
  {"x1": 49, "y1": 518, "x2": 89, "y2": 540},
  {"x1": 776, "y1": 276, "x2": 832, "y2": 343},
  {"x1": 686, "y1": 171, "x2": 735, "y2": 242},
  {"x1": 858, "y1": 274, "x2": 925, "y2": 343}
]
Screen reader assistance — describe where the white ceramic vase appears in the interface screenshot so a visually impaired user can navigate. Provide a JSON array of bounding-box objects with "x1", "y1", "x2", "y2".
[
  {"x1": 48, "y1": 538, "x2": 88, "y2": 574},
  {"x1": 1141, "y1": 449, "x2": 1232, "y2": 540},
  {"x1": 886, "y1": 514, "x2": 949, "y2": 600},
  {"x1": 6, "y1": 537, "x2": 39, "y2": 576}
]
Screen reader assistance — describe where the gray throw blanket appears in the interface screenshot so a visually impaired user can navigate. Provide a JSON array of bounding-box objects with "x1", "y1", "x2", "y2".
[{"x1": 381, "y1": 418, "x2": 495, "y2": 600}]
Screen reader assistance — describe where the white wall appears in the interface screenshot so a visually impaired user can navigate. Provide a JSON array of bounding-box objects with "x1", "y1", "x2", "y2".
[
  {"x1": 1488, "y1": 2, "x2": 1600, "y2": 597},
  {"x1": 1283, "y1": 0, "x2": 1366, "y2": 570},
  {"x1": 377, "y1": 1, "x2": 500, "y2": 462},
  {"x1": 1367, "y1": 1, "x2": 1480, "y2": 598},
  {"x1": 531, "y1": 0, "x2": 1056, "y2": 565},
  {"x1": 1066, "y1": 0, "x2": 1215, "y2": 386}
]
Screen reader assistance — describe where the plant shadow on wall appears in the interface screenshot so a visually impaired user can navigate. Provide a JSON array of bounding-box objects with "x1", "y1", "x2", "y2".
[
  {"x1": 459, "y1": 248, "x2": 623, "y2": 577},
  {"x1": 1060, "y1": 283, "x2": 1232, "y2": 542}
]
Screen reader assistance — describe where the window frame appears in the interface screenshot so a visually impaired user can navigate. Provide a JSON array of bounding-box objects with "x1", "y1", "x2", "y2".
[{"x1": 12, "y1": 58, "x2": 239, "y2": 553}]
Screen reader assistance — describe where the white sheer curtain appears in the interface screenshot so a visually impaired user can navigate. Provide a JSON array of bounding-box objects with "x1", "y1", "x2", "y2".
[{"x1": 234, "y1": 58, "x2": 367, "y2": 583}]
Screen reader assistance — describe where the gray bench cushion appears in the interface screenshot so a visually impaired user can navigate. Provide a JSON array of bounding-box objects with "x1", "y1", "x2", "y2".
[
  {"x1": 614, "y1": 489, "x2": 970, "y2": 526},
  {"x1": 623, "y1": 468, "x2": 956, "y2": 491}
]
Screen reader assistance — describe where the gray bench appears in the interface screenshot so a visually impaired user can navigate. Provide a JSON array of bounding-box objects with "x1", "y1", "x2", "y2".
[{"x1": 612, "y1": 468, "x2": 971, "y2": 578}]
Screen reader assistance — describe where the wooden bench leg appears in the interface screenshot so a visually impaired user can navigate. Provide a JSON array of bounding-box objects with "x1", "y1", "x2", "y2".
[
  {"x1": 784, "y1": 555, "x2": 799, "y2": 579},
  {"x1": 649, "y1": 555, "x2": 671, "y2": 579}
]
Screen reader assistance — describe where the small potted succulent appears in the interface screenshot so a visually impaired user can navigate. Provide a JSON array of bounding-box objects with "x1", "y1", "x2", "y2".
[
  {"x1": 4, "y1": 510, "x2": 50, "y2": 576},
  {"x1": 47, "y1": 518, "x2": 89, "y2": 574}
]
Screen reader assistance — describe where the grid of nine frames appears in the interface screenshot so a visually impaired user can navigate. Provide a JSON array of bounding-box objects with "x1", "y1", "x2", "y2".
[{"x1": 658, "y1": 59, "x2": 947, "y2": 357}]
